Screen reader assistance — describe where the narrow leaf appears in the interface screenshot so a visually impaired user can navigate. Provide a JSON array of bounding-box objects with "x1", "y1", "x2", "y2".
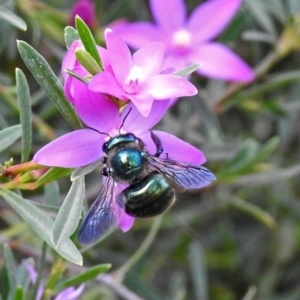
[
  {"x1": 44, "y1": 181, "x2": 60, "y2": 207},
  {"x1": 75, "y1": 16, "x2": 102, "y2": 68},
  {"x1": 13, "y1": 286, "x2": 23, "y2": 300},
  {"x1": 188, "y1": 242, "x2": 208, "y2": 300},
  {"x1": 229, "y1": 197, "x2": 276, "y2": 229},
  {"x1": 52, "y1": 177, "x2": 85, "y2": 248},
  {"x1": 253, "y1": 137, "x2": 279, "y2": 163},
  {"x1": 36, "y1": 167, "x2": 73, "y2": 186},
  {"x1": 65, "y1": 69, "x2": 89, "y2": 84},
  {"x1": 64, "y1": 26, "x2": 79, "y2": 48},
  {"x1": 0, "y1": 188, "x2": 83, "y2": 265},
  {"x1": 173, "y1": 64, "x2": 200, "y2": 77},
  {"x1": 3, "y1": 244, "x2": 17, "y2": 290},
  {"x1": 0, "y1": 6, "x2": 27, "y2": 30},
  {"x1": 54, "y1": 264, "x2": 111, "y2": 292},
  {"x1": 71, "y1": 160, "x2": 102, "y2": 181},
  {"x1": 75, "y1": 48, "x2": 102, "y2": 75},
  {"x1": 15, "y1": 262, "x2": 32, "y2": 295},
  {"x1": 16, "y1": 68, "x2": 32, "y2": 163},
  {"x1": 17, "y1": 40, "x2": 82, "y2": 130},
  {"x1": 219, "y1": 139, "x2": 258, "y2": 176},
  {"x1": 0, "y1": 124, "x2": 21, "y2": 153}
]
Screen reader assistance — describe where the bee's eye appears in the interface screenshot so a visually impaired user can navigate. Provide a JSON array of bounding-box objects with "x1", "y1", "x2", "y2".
[
  {"x1": 127, "y1": 133, "x2": 135, "y2": 138},
  {"x1": 102, "y1": 142, "x2": 109, "y2": 153}
]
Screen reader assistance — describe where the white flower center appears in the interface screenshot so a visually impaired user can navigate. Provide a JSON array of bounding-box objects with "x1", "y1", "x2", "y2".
[
  {"x1": 172, "y1": 29, "x2": 191, "y2": 54},
  {"x1": 123, "y1": 65, "x2": 142, "y2": 95}
]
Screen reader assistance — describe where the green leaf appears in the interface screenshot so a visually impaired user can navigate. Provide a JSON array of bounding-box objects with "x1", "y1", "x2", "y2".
[
  {"x1": 71, "y1": 160, "x2": 102, "y2": 180},
  {"x1": 16, "y1": 68, "x2": 32, "y2": 163},
  {"x1": 44, "y1": 181, "x2": 60, "y2": 207},
  {"x1": 3, "y1": 244, "x2": 17, "y2": 291},
  {"x1": 17, "y1": 40, "x2": 82, "y2": 130},
  {"x1": 0, "y1": 188, "x2": 83, "y2": 265},
  {"x1": 75, "y1": 16, "x2": 102, "y2": 68},
  {"x1": 64, "y1": 69, "x2": 89, "y2": 84},
  {"x1": 252, "y1": 137, "x2": 279, "y2": 164},
  {"x1": 52, "y1": 177, "x2": 85, "y2": 248},
  {"x1": 15, "y1": 261, "x2": 31, "y2": 295},
  {"x1": 188, "y1": 242, "x2": 208, "y2": 300},
  {"x1": 75, "y1": 48, "x2": 102, "y2": 75},
  {"x1": 220, "y1": 139, "x2": 258, "y2": 173},
  {"x1": 0, "y1": 6, "x2": 27, "y2": 30},
  {"x1": 31, "y1": 202, "x2": 59, "y2": 216},
  {"x1": 64, "y1": 26, "x2": 79, "y2": 48},
  {"x1": 229, "y1": 197, "x2": 276, "y2": 229},
  {"x1": 13, "y1": 286, "x2": 23, "y2": 300},
  {"x1": 36, "y1": 167, "x2": 73, "y2": 186},
  {"x1": 173, "y1": 64, "x2": 200, "y2": 77},
  {"x1": 0, "y1": 124, "x2": 21, "y2": 153},
  {"x1": 54, "y1": 264, "x2": 111, "y2": 292}
]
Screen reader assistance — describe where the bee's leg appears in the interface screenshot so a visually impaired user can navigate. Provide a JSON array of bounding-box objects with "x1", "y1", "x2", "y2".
[
  {"x1": 102, "y1": 167, "x2": 113, "y2": 177},
  {"x1": 102, "y1": 167, "x2": 108, "y2": 176},
  {"x1": 150, "y1": 131, "x2": 163, "y2": 157}
]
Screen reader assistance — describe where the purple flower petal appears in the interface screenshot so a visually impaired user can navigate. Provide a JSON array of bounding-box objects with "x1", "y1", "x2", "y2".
[
  {"x1": 123, "y1": 100, "x2": 170, "y2": 135},
  {"x1": 161, "y1": 53, "x2": 189, "y2": 72},
  {"x1": 188, "y1": 0, "x2": 242, "y2": 43},
  {"x1": 190, "y1": 42, "x2": 254, "y2": 82},
  {"x1": 33, "y1": 129, "x2": 105, "y2": 168},
  {"x1": 140, "y1": 74, "x2": 197, "y2": 99},
  {"x1": 36, "y1": 286, "x2": 44, "y2": 300},
  {"x1": 118, "y1": 213, "x2": 135, "y2": 232},
  {"x1": 64, "y1": 65, "x2": 90, "y2": 104},
  {"x1": 23, "y1": 261, "x2": 37, "y2": 283},
  {"x1": 128, "y1": 93, "x2": 154, "y2": 117},
  {"x1": 62, "y1": 40, "x2": 83, "y2": 80},
  {"x1": 89, "y1": 71, "x2": 126, "y2": 100},
  {"x1": 69, "y1": 0, "x2": 97, "y2": 29},
  {"x1": 105, "y1": 29, "x2": 132, "y2": 85},
  {"x1": 150, "y1": 0, "x2": 186, "y2": 31},
  {"x1": 72, "y1": 80, "x2": 121, "y2": 132},
  {"x1": 23, "y1": 261, "x2": 44, "y2": 300},
  {"x1": 152, "y1": 130, "x2": 206, "y2": 164},
  {"x1": 113, "y1": 22, "x2": 165, "y2": 48},
  {"x1": 54, "y1": 284, "x2": 84, "y2": 300},
  {"x1": 137, "y1": 131, "x2": 156, "y2": 155},
  {"x1": 132, "y1": 42, "x2": 166, "y2": 78}
]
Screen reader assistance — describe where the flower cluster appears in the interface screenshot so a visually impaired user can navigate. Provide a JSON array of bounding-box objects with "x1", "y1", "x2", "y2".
[
  {"x1": 113, "y1": 0, "x2": 254, "y2": 82},
  {"x1": 34, "y1": 7, "x2": 221, "y2": 241}
]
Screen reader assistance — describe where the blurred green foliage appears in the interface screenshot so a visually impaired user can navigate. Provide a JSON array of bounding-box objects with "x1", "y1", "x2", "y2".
[{"x1": 1, "y1": 0, "x2": 300, "y2": 299}]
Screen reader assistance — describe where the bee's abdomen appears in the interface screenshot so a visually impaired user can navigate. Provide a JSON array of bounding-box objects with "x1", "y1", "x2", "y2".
[{"x1": 124, "y1": 172, "x2": 175, "y2": 218}]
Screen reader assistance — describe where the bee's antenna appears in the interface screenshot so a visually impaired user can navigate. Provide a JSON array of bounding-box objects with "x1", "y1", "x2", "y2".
[
  {"x1": 119, "y1": 107, "x2": 132, "y2": 134},
  {"x1": 84, "y1": 124, "x2": 111, "y2": 138}
]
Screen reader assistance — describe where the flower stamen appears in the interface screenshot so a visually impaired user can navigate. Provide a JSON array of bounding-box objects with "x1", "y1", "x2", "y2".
[{"x1": 123, "y1": 65, "x2": 142, "y2": 95}]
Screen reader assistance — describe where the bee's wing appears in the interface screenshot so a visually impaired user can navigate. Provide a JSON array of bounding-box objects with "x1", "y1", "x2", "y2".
[
  {"x1": 79, "y1": 177, "x2": 123, "y2": 244},
  {"x1": 147, "y1": 155, "x2": 215, "y2": 191}
]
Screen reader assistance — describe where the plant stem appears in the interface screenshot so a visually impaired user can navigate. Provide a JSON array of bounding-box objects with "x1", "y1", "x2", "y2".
[{"x1": 115, "y1": 215, "x2": 163, "y2": 280}]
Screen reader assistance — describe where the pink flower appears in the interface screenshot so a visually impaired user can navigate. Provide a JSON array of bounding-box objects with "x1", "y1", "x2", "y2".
[
  {"x1": 61, "y1": 39, "x2": 108, "y2": 104},
  {"x1": 88, "y1": 29, "x2": 198, "y2": 116},
  {"x1": 33, "y1": 82, "x2": 209, "y2": 238},
  {"x1": 33, "y1": 82, "x2": 204, "y2": 169},
  {"x1": 113, "y1": 0, "x2": 254, "y2": 82},
  {"x1": 23, "y1": 261, "x2": 84, "y2": 300},
  {"x1": 69, "y1": 0, "x2": 97, "y2": 29}
]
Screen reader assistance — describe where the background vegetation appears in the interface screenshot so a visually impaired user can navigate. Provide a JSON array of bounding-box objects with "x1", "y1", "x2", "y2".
[{"x1": 1, "y1": 0, "x2": 300, "y2": 299}]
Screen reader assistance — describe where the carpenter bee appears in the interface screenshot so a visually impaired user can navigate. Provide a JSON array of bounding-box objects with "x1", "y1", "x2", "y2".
[{"x1": 79, "y1": 131, "x2": 215, "y2": 244}]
